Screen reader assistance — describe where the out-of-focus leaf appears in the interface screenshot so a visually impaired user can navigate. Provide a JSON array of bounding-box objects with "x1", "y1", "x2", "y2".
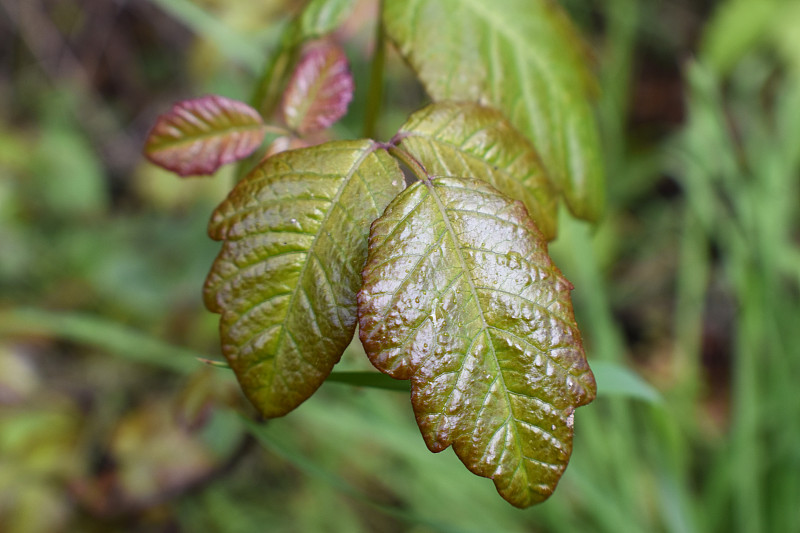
[
  {"x1": 252, "y1": 0, "x2": 357, "y2": 117},
  {"x1": 591, "y1": 361, "x2": 661, "y2": 404},
  {"x1": 358, "y1": 176, "x2": 595, "y2": 507},
  {"x1": 395, "y1": 102, "x2": 559, "y2": 240},
  {"x1": 700, "y1": 0, "x2": 779, "y2": 76},
  {"x1": 769, "y1": 2, "x2": 800, "y2": 74},
  {"x1": 383, "y1": 0, "x2": 604, "y2": 221},
  {"x1": 204, "y1": 141, "x2": 405, "y2": 418},
  {"x1": 281, "y1": 42, "x2": 354, "y2": 135},
  {"x1": 144, "y1": 95, "x2": 266, "y2": 177},
  {"x1": 34, "y1": 126, "x2": 107, "y2": 217},
  {"x1": 296, "y1": 0, "x2": 357, "y2": 42}
]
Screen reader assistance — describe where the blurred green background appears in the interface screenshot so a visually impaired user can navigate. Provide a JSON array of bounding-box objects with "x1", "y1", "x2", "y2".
[{"x1": 2, "y1": 0, "x2": 800, "y2": 531}]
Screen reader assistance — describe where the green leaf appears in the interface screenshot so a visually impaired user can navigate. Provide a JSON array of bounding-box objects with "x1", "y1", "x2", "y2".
[
  {"x1": 204, "y1": 140, "x2": 404, "y2": 418},
  {"x1": 395, "y1": 102, "x2": 559, "y2": 240},
  {"x1": 383, "y1": 0, "x2": 604, "y2": 221},
  {"x1": 358, "y1": 176, "x2": 596, "y2": 507},
  {"x1": 144, "y1": 95, "x2": 265, "y2": 177}
]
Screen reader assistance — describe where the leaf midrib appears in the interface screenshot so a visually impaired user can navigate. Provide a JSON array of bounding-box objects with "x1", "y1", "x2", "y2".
[
  {"x1": 415, "y1": 0, "x2": 573, "y2": 189},
  {"x1": 454, "y1": 0, "x2": 576, "y2": 91},
  {"x1": 286, "y1": 53, "x2": 339, "y2": 132},
  {"x1": 150, "y1": 122, "x2": 265, "y2": 151},
  {"x1": 265, "y1": 142, "x2": 378, "y2": 392},
  {"x1": 423, "y1": 179, "x2": 530, "y2": 489}
]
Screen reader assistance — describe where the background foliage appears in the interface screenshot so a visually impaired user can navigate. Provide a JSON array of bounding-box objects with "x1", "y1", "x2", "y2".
[{"x1": 1, "y1": 0, "x2": 799, "y2": 531}]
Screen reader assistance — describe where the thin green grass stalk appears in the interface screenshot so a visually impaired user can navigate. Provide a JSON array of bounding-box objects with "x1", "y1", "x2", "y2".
[
  {"x1": 146, "y1": 0, "x2": 266, "y2": 71},
  {"x1": 243, "y1": 417, "x2": 478, "y2": 533},
  {"x1": 730, "y1": 268, "x2": 764, "y2": 533},
  {"x1": 362, "y1": 0, "x2": 386, "y2": 139},
  {"x1": 673, "y1": 208, "x2": 709, "y2": 410},
  {"x1": 561, "y1": 218, "x2": 650, "y2": 531},
  {"x1": 599, "y1": 0, "x2": 637, "y2": 201},
  {"x1": 0, "y1": 307, "x2": 202, "y2": 373}
]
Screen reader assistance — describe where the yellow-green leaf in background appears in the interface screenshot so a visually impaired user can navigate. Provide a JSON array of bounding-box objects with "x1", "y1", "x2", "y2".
[{"x1": 383, "y1": 0, "x2": 605, "y2": 221}]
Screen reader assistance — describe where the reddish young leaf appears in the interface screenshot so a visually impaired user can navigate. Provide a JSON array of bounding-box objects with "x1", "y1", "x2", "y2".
[
  {"x1": 281, "y1": 42, "x2": 354, "y2": 135},
  {"x1": 144, "y1": 95, "x2": 266, "y2": 177}
]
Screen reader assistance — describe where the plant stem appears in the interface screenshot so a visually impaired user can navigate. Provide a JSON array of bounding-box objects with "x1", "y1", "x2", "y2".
[
  {"x1": 363, "y1": 1, "x2": 386, "y2": 139},
  {"x1": 325, "y1": 371, "x2": 410, "y2": 392},
  {"x1": 386, "y1": 144, "x2": 428, "y2": 182}
]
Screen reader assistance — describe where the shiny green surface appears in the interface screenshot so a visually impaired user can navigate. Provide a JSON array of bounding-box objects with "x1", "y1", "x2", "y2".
[
  {"x1": 358, "y1": 177, "x2": 596, "y2": 507},
  {"x1": 203, "y1": 140, "x2": 404, "y2": 418},
  {"x1": 383, "y1": 0, "x2": 605, "y2": 221},
  {"x1": 396, "y1": 102, "x2": 559, "y2": 240}
]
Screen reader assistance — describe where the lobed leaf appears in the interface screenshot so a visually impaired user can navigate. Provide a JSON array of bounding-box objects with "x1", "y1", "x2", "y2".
[
  {"x1": 396, "y1": 102, "x2": 559, "y2": 240},
  {"x1": 144, "y1": 95, "x2": 265, "y2": 177},
  {"x1": 383, "y1": 0, "x2": 605, "y2": 221},
  {"x1": 358, "y1": 177, "x2": 596, "y2": 507},
  {"x1": 281, "y1": 42, "x2": 355, "y2": 135},
  {"x1": 204, "y1": 140, "x2": 404, "y2": 418}
]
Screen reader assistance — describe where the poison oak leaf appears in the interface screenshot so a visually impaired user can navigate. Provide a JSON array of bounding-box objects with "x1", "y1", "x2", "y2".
[
  {"x1": 204, "y1": 140, "x2": 404, "y2": 418},
  {"x1": 358, "y1": 177, "x2": 595, "y2": 507},
  {"x1": 144, "y1": 95, "x2": 266, "y2": 176},
  {"x1": 395, "y1": 102, "x2": 559, "y2": 240},
  {"x1": 281, "y1": 41, "x2": 355, "y2": 135},
  {"x1": 383, "y1": 0, "x2": 605, "y2": 221}
]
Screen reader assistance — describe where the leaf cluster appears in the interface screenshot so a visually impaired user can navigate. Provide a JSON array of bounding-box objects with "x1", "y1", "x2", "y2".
[{"x1": 143, "y1": 0, "x2": 603, "y2": 507}]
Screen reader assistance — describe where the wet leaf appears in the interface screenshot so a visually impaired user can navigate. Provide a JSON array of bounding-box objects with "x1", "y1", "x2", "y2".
[
  {"x1": 204, "y1": 140, "x2": 404, "y2": 418},
  {"x1": 358, "y1": 177, "x2": 595, "y2": 507},
  {"x1": 144, "y1": 95, "x2": 265, "y2": 176},
  {"x1": 396, "y1": 102, "x2": 559, "y2": 240},
  {"x1": 383, "y1": 0, "x2": 605, "y2": 221},
  {"x1": 282, "y1": 42, "x2": 354, "y2": 135}
]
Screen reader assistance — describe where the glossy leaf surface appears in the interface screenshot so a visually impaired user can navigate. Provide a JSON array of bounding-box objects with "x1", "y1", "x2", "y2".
[
  {"x1": 358, "y1": 177, "x2": 596, "y2": 507},
  {"x1": 383, "y1": 0, "x2": 604, "y2": 221},
  {"x1": 396, "y1": 102, "x2": 559, "y2": 240},
  {"x1": 204, "y1": 140, "x2": 404, "y2": 417},
  {"x1": 144, "y1": 95, "x2": 265, "y2": 176},
  {"x1": 282, "y1": 42, "x2": 354, "y2": 135}
]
